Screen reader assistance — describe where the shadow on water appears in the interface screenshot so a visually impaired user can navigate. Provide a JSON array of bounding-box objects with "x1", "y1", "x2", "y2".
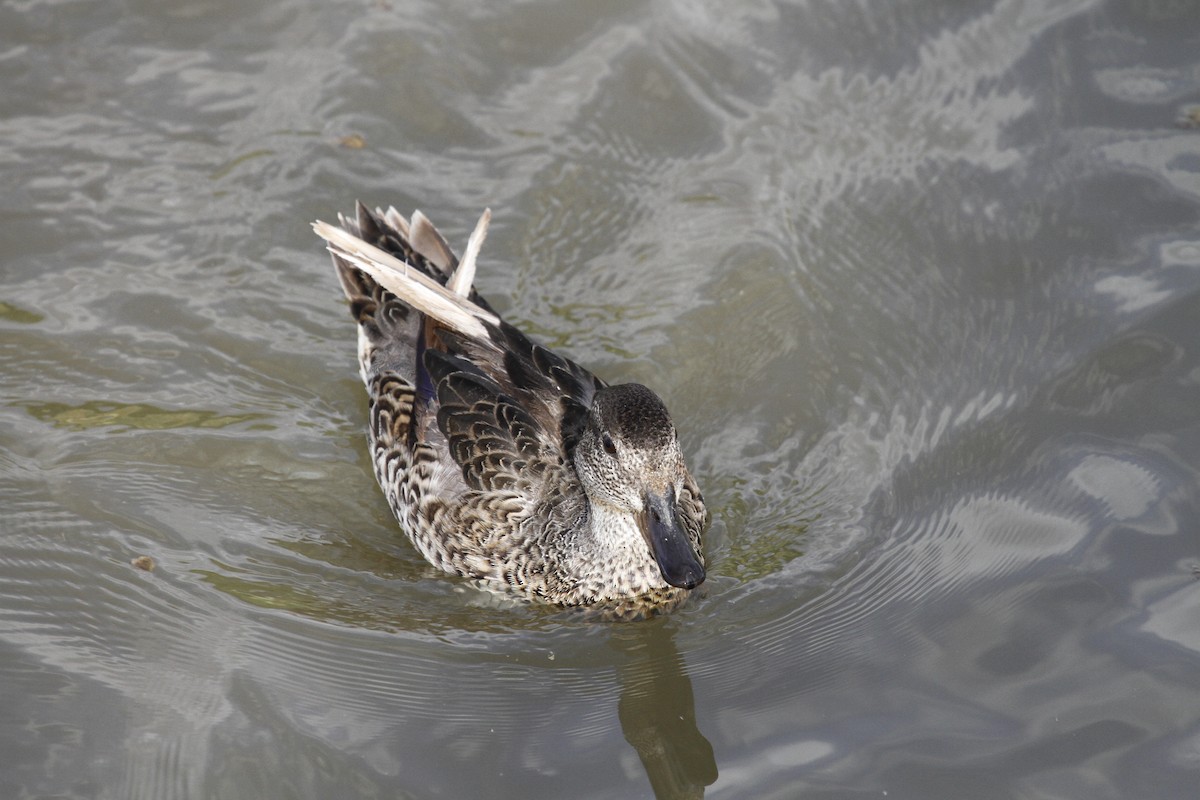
[{"x1": 611, "y1": 620, "x2": 718, "y2": 800}]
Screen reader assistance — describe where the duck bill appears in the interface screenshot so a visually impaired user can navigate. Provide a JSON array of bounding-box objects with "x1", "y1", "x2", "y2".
[{"x1": 641, "y1": 489, "x2": 706, "y2": 590}]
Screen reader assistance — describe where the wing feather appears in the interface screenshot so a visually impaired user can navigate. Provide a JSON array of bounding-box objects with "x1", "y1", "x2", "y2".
[
  {"x1": 426, "y1": 350, "x2": 552, "y2": 493},
  {"x1": 321, "y1": 204, "x2": 606, "y2": 504}
]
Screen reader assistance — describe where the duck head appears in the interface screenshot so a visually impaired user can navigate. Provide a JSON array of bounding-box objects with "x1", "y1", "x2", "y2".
[{"x1": 574, "y1": 383, "x2": 706, "y2": 590}]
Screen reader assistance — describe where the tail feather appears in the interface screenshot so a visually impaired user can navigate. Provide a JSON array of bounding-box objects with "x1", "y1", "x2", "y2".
[
  {"x1": 409, "y1": 210, "x2": 457, "y2": 276},
  {"x1": 383, "y1": 206, "x2": 412, "y2": 241},
  {"x1": 315, "y1": 218, "x2": 499, "y2": 341},
  {"x1": 447, "y1": 208, "x2": 489, "y2": 298}
]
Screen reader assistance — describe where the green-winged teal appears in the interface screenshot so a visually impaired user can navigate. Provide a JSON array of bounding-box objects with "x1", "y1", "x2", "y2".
[{"x1": 314, "y1": 204, "x2": 707, "y2": 616}]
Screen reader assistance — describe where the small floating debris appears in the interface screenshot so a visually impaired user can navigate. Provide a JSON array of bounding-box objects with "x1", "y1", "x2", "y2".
[
  {"x1": 338, "y1": 133, "x2": 367, "y2": 149},
  {"x1": 131, "y1": 555, "x2": 155, "y2": 572},
  {"x1": 1176, "y1": 106, "x2": 1200, "y2": 129}
]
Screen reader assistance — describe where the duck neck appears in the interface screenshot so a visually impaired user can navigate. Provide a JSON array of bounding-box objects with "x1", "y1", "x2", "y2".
[
  {"x1": 570, "y1": 500, "x2": 665, "y2": 595},
  {"x1": 585, "y1": 501, "x2": 641, "y2": 556}
]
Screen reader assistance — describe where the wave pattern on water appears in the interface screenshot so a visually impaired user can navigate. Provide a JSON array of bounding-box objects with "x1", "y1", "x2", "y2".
[{"x1": 4, "y1": 0, "x2": 1200, "y2": 798}]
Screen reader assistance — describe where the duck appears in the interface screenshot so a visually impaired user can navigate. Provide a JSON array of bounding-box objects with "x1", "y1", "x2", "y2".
[{"x1": 314, "y1": 203, "x2": 708, "y2": 616}]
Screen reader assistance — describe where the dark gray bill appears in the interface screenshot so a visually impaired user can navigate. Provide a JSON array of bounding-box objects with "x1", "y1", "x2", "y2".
[{"x1": 642, "y1": 488, "x2": 705, "y2": 589}]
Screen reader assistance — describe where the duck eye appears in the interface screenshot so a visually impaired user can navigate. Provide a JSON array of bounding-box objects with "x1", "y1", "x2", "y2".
[{"x1": 601, "y1": 434, "x2": 617, "y2": 456}]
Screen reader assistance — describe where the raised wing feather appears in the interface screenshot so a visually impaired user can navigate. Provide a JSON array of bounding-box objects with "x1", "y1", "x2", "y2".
[{"x1": 316, "y1": 203, "x2": 606, "y2": 505}]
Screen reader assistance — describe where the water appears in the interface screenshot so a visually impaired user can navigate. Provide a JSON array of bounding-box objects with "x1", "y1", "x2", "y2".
[{"x1": 3, "y1": 0, "x2": 1200, "y2": 797}]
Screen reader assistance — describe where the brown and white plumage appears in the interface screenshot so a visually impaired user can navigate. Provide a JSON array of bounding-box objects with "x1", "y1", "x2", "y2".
[{"x1": 315, "y1": 203, "x2": 707, "y2": 616}]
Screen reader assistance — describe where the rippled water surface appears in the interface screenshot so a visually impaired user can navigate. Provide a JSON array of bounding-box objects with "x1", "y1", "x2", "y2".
[{"x1": 4, "y1": 0, "x2": 1200, "y2": 797}]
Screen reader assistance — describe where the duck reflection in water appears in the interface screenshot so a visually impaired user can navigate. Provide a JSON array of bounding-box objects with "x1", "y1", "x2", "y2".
[{"x1": 613, "y1": 621, "x2": 718, "y2": 799}]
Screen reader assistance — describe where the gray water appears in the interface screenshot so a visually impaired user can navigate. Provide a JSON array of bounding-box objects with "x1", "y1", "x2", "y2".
[{"x1": 3, "y1": 0, "x2": 1200, "y2": 797}]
